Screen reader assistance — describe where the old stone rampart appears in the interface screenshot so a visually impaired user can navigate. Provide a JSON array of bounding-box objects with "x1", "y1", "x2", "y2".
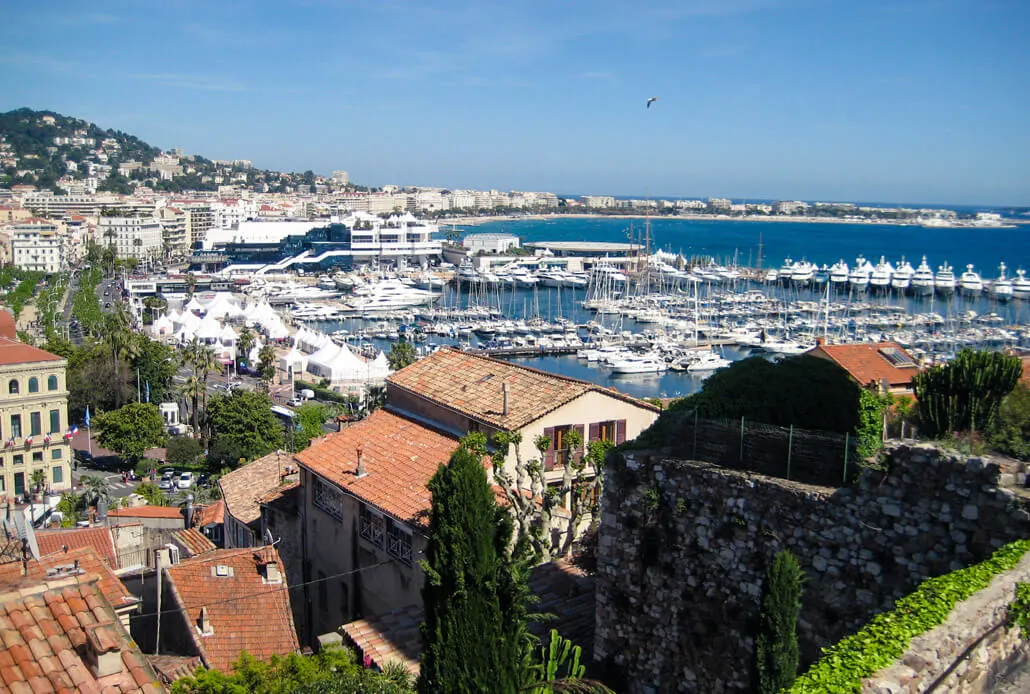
[{"x1": 594, "y1": 443, "x2": 1030, "y2": 693}]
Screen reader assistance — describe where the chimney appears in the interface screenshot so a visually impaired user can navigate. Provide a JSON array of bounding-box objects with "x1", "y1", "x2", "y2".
[
  {"x1": 815, "y1": 337, "x2": 825, "y2": 347},
  {"x1": 85, "y1": 624, "x2": 123, "y2": 677},
  {"x1": 355, "y1": 446, "x2": 367, "y2": 478},
  {"x1": 502, "y1": 383, "x2": 509, "y2": 417},
  {"x1": 198, "y1": 606, "x2": 214, "y2": 636},
  {"x1": 185, "y1": 494, "x2": 194, "y2": 528}
]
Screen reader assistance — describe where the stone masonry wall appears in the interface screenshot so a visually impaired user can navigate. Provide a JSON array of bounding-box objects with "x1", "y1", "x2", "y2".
[
  {"x1": 594, "y1": 444, "x2": 1030, "y2": 694},
  {"x1": 862, "y1": 550, "x2": 1030, "y2": 693}
]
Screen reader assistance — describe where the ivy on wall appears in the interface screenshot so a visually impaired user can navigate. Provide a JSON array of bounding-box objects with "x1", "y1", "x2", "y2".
[{"x1": 788, "y1": 539, "x2": 1030, "y2": 694}]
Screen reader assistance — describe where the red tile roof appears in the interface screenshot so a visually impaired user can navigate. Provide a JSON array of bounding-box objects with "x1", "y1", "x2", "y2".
[
  {"x1": 218, "y1": 451, "x2": 292, "y2": 527},
  {"x1": 171, "y1": 528, "x2": 217, "y2": 558},
  {"x1": 0, "y1": 546, "x2": 137, "y2": 613},
  {"x1": 0, "y1": 311, "x2": 14, "y2": 340},
  {"x1": 36, "y1": 526, "x2": 118, "y2": 569},
  {"x1": 163, "y1": 546, "x2": 299, "y2": 673},
  {"x1": 807, "y1": 341, "x2": 920, "y2": 389},
  {"x1": 0, "y1": 573, "x2": 160, "y2": 692},
  {"x1": 258, "y1": 481, "x2": 300, "y2": 516},
  {"x1": 109, "y1": 506, "x2": 184, "y2": 520},
  {"x1": 0, "y1": 337, "x2": 63, "y2": 366},
  {"x1": 195, "y1": 500, "x2": 225, "y2": 528},
  {"x1": 146, "y1": 655, "x2": 201, "y2": 686},
  {"x1": 295, "y1": 410, "x2": 462, "y2": 527},
  {"x1": 387, "y1": 348, "x2": 658, "y2": 431}
]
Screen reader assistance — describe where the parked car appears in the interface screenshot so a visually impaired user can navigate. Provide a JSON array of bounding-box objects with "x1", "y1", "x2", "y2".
[
  {"x1": 196, "y1": 474, "x2": 210, "y2": 487},
  {"x1": 157, "y1": 477, "x2": 174, "y2": 491},
  {"x1": 177, "y1": 472, "x2": 194, "y2": 489}
]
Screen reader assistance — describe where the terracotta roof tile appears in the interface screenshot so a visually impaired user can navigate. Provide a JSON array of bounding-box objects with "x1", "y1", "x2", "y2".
[
  {"x1": 107, "y1": 506, "x2": 183, "y2": 520},
  {"x1": 35, "y1": 529, "x2": 117, "y2": 570},
  {"x1": 387, "y1": 348, "x2": 657, "y2": 430},
  {"x1": 163, "y1": 546, "x2": 299, "y2": 673},
  {"x1": 0, "y1": 575, "x2": 159, "y2": 692},
  {"x1": 0, "y1": 548, "x2": 136, "y2": 615},
  {"x1": 808, "y1": 341, "x2": 920, "y2": 389},
  {"x1": 295, "y1": 410, "x2": 463, "y2": 527},
  {"x1": 169, "y1": 529, "x2": 216, "y2": 558},
  {"x1": 0, "y1": 338, "x2": 63, "y2": 367},
  {"x1": 257, "y1": 482, "x2": 300, "y2": 516},
  {"x1": 218, "y1": 452, "x2": 292, "y2": 527},
  {"x1": 144, "y1": 655, "x2": 201, "y2": 686},
  {"x1": 341, "y1": 559, "x2": 594, "y2": 675},
  {"x1": 194, "y1": 501, "x2": 224, "y2": 528}
]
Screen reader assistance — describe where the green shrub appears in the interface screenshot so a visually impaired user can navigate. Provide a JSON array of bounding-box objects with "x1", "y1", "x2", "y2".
[{"x1": 789, "y1": 539, "x2": 1030, "y2": 693}]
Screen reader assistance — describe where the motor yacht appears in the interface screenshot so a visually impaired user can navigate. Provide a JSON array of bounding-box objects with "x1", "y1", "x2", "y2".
[
  {"x1": 790, "y1": 260, "x2": 816, "y2": 287},
  {"x1": 910, "y1": 256, "x2": 935, "y2": 296},
  {"x1": 813, "y1": 264, "x2": 830, "y2": 285},
  {"x1": 959, "y1": 264, "x2": 984, "y2": 296},
  {"x1": 828, "y1": 260, "x2": 849, "y2": 286},
  {"x1": 891, "y1": 258, "x2": 914, "y2": 293},
  {"x1": 685, "y1": 350, "x2": 732, "y2": 373},
  {"x1": 610, "y1": 353, "x2": 667, "y2": 374},
  {"x1": 777, "y1": 258, "x2": 795, "y2": 284},
  {"x1": 935, "y1": 262, "x2": 956, "y2": 295},
  {"x1": 848, "y1": 255, "x2": 873, "y2": 291},
  {"x1": 869, "y1": 257, "x2": 894, "y2": 292},
  {"x1": 1013, "y1": 269, "x2": 1030, "y2": 300},
  {"x1": 763, "y1": 269, "x2": 779, "y2": 284},
  {"x1": 988, "y1": 263, "x2": 1013, "y2": 302}
]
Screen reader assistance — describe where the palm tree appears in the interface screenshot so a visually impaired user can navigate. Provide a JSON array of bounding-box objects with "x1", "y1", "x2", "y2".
[
  {"x1": 182, "y1": 338, "x2": 221, "y2": 437},
  {"x1": 180, "y1": 376, "x2": 205, "y2": 438},
  {"x1": 80, "y1": 474, "x2": 111, "y2": 509},
  {"x1": 258, "y1": 344, "x2": 277, "y2": 382},
  {"x1": 185, "y1": 272, "x2": 197, "y2": 298},
  {"x1": 102, "y1": 308, "x2": 140, "y2": 407},
  {"x1": 237, "y1": 327, "x2": 256, "y2": 366}
]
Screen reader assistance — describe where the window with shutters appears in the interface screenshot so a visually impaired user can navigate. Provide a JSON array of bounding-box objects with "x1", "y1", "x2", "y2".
[
  {"x1": 596, "y1": 420, "x2": 616, "y2": 442},
  {"x1": 312, "y1": 475, "x2": 343, "y2": 521},
  {"x1": 10, "y1": 415, "x2": 21, "y2": 439},
  {"x1": 49, "y1": 409, "x2": 60, "y2": 434},
  {"x1": 553, "y1": 425, "x2": 572, "y2": 467},
  {"x1": 359, "y1": 504, "x2": 385, "y2": 548},
  {"x1": 30, "y1": 413, "x2": 41, "y2": 437}
]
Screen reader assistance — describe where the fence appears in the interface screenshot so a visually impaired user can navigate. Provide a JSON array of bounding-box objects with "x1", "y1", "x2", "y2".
[{"x1": 661, "y1": 409, "x2": 861, "y2": 487}]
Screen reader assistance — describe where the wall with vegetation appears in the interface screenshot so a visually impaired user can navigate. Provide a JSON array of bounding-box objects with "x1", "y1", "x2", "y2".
[{"x1": 593, "y1": 443, "x2": 1030, "y2": 693}]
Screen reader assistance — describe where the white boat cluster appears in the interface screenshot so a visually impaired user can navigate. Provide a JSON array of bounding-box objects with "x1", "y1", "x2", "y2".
[{"x1": 767, "y1": 256, "x2": 1029, "y2": 301}]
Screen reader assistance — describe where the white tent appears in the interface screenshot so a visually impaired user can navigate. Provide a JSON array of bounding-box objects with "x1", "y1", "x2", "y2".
[
  {"x1": 280, "y1": 347, "x2": 308, "y2": 374},
  {"x1": 219, "y1": 325, "x2": 238, "y2": 348},
  {"x1": 184, "y1": 296, "x2": 205, "y2": 315},
  {"x1": 175, "y1": 326, "x2": 195, "y2": 344},
  {"x1": 262, "y1": 317, "x2": 290, "y2": 340},
  {"x1": 152, "y1": 314, "x2": 174, "y2": 336},
  {"x1": 368, "y1": 351, "x2": 392, "y2": 380},
  {"x1": 205, "y1": 294, "x2": 244, "y2": 321},
  {"x1": 306, "y1": 341, "x2": 342, "y2": 377},
  {"x1": 247, "y1": 343, "x2": 263, "y2": 366},
  {"x1": 180, "y1": 311, "x2": 202, "y2": 332},
  {"x1": 195, "y1": 316, "x2": 223, "y2": 342}
]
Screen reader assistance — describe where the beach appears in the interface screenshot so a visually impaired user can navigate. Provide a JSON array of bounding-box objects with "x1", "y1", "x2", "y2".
[{"x1": 441, "y1": 212, "x2": 1016, "y2": 229}]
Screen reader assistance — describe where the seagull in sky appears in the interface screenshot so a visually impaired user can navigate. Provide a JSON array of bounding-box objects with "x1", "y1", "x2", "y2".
[{"x1": 646, "y1": 96, "x2": 659, "y2": 109}]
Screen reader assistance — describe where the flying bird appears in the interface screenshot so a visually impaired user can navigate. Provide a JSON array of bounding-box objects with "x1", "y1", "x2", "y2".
[{"x1": 646, "y1": 96, "x2": 659, "y2": 109}]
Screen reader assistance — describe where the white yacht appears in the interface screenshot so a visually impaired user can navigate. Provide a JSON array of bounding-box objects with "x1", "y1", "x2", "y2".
[
  {"x1": 346, "y1": 278, "x2": 437, "y2": 311},
  {"x1": 959, "y1": 264, "x2": 984, "y2": 296},
  {"x1": 511, "y1": 268, "x2": 539, "y2": 288},
  {"x1": 686, "y1": 350, "x2": 732, "y2": 373},
  {"x1": 848, "y1": 255, "x2": 873, "y2": 291},
  {"x1": 610, "y1": 353, "x2": 667, "y2": 374},
  {"x1": 935, "y1": 262, "x2": 956, "y2": 295},
  {"x1": 828, "y1": 260, "x2": 849, "y2": 286},
  {"x1": 813, "y1": 264, "x2": 830, "y2": 285},
  {"x1": 1013, "y1": 269, "x2": 1030, "y2": 300},
  {"x1": 790, "y1": 260, "x2": 816, "y2": 287},
  {"x1": 891, "y1": 258, "x2": 914, "y2": 293},
  {"x1": 777, "y1": 258, "x2": 795, "y2": 284},
  {"x1": 763, "y1": 269, "x2": 779, "y2": 284},
  {"x1": 910, "y1": 256, "x2": 935, "y2": 296},
  {"x1": 869, "y1": 257, "x2": 894, "y2": 292},
  {"x1": 988, "y1": 263, "x2": 1013, "y2": 302}
]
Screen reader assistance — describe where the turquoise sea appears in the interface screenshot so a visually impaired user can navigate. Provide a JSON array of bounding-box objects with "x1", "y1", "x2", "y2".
[{"x1": 463, "y1": 216, "x2": 1029, "y2": 275}]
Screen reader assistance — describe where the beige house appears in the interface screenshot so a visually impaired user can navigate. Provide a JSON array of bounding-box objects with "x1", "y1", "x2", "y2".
[
  {"x1": 0, "y1": 337, "x2": 72, "y2": 499},
  {"x1": 293, "y1": 348, "x2": 660, "y2": 638}
]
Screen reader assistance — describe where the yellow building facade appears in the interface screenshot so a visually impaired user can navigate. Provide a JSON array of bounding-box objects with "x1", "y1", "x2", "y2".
[{"x1": 0, "y1": 338, "x2": 72, "y2": 499}]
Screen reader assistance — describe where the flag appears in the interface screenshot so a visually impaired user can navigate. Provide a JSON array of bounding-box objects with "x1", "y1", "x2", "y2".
[
  {"x1": 24, "y1": 437, "x2": 32, "y2": 446},
  {"x1": 84, "y1": 406, "x2": 91, "y2": 429},
  {"x1": 70, "y1": 425, "x2": 79, "y2": 436},
  {"x1": 145, "y1": 381, "x2": 150, "y2": 403}
]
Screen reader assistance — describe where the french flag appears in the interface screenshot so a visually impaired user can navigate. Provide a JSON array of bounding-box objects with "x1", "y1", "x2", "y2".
[
  {"x1": 24, "y1": 437, "x2": 33, "y2": 446},
  {"x1": 70, "y1": 425, "x2": 79, "y2": 436}
]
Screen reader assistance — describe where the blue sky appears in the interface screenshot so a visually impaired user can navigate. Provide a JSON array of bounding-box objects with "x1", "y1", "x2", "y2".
[{"x1": 1, "y1": 0, "x2": 1027, "y2": 205}]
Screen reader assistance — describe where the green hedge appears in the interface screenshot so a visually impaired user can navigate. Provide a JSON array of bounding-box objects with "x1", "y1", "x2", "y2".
[
  {"x1": 294, "y1": 380, "x2": 355, "y2": 406},
  {"x1": 788, "y1": 539, "x2": 1030, "y2": 693}
]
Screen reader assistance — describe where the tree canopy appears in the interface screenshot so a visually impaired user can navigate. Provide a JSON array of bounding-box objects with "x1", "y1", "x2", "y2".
[
  {"x1": 94, "y1": 402, "x2": 167, "y2": 463},
  {"x1": 206, "y1": 390, "x2": 284, "y2": 467}
]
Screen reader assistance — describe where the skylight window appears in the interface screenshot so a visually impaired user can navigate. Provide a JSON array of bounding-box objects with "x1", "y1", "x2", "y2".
[{"x1": 879, "y1": 347, "x2": 916, "y2": 367}]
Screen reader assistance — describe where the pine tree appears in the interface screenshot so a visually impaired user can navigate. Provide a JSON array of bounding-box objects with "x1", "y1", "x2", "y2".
[
  {"x1": 755, "y1": 550, "x2": 804, "y2": 694},
  {"x1": 418, "y1": 443, "x2": 524, "y2": 694}
]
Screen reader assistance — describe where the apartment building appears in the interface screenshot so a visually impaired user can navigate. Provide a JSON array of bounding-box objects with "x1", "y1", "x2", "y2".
[
  {"x1": 157, "y1": 207, "x2": 189, "y2": 258},
  {"x1": 10, "y1": 218, "x2": 65, "y2": 273},
  {"x1": 98, "y1": 215, "x2": 162, "y2": 261},
  {"x1": 0, "y1": 336, "x2": 73, "y2": 499}
]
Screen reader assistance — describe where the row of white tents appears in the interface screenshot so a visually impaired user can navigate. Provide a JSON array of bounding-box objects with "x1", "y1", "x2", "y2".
[{"x1": 285, "y1": 327, "x2": 391, "y2": 384}]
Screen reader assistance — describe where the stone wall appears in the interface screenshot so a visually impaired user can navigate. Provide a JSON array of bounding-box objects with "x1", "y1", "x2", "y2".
[
  {"x1": 594, "y1": 444, "x2": 1030, "y2": 693},
  {"x1": 862, "y1": 551, "x2": 1030, "y2": 693}
]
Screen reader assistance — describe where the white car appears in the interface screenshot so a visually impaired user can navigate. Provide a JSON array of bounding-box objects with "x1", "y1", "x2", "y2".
[{"x1": 177, "y1": 472, "x2": 194, "y2": 489}]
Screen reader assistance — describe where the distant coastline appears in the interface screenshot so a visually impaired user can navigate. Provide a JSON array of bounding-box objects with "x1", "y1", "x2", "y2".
[{"x1": 442, "y1": 212, "x2": 1020, "y2": 229}]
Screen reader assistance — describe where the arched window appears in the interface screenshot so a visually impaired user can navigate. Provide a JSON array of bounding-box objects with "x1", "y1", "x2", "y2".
[
  {"x1": 47, "y1": 375, "x2": 58, "y2": 391},
  {"x1": 27, "y1": 378, "x2": 38, "y2": 394},
  {"x1": 8, "y1": 380, "x2": 18, "y2": 395}
]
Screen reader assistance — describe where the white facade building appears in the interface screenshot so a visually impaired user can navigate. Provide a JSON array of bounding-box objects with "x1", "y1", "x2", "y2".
[
  {"x1": 10, "y1": 219, "x2": 65, "y2": 273},
  {"x1": 98, "y1": 216, "x2": 162, "y2": 261},
  {"x1": 463, "y1": 233, "x2": 520, "y2": 254}
]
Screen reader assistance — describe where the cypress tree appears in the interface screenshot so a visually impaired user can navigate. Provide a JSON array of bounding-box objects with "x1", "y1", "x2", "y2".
[
  {"x1": 418, "y1": 443, "x2": 524, "y2": 694},
  {"x1": 755, "y1": 550, "x2": 804, "y2": 694}
]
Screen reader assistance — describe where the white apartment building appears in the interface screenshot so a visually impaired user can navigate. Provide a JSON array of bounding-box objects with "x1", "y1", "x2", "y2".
[
  {"x1": 10, "y1": 219, "x2": 65, "y2": 273},
  {"x1": 157, "y1": 207, "x2": 189, "y2": 258},
  {"x1": 98, "y1": 216, "x2": 162, "y2": 261},
  {"x1": 583, "y1": 195, "x2": 616, "y2": 209},
  {"x1": 212, "y1": 198, "x2": 257, "y2": 229}
]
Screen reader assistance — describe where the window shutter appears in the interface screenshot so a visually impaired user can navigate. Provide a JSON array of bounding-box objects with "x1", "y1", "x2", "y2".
[
  {"x1": 588, "y1": 422, "x2": 599, "y2": 442},
  {"x1": 616, "y1": 419, "x2": 627, "y2": 445},
  {"x1": 574, "y1": 424, "x2": 585, "y2": 457},
  {"x1": 543, "y1": 427, "x2": 555, "y2": 471}
]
